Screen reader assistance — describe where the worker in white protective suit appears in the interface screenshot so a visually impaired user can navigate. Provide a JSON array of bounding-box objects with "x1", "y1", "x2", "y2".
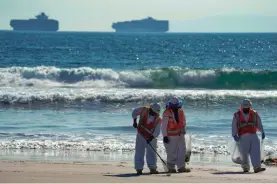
[
  {"x1": 132, "y1": 103, "x2": 161, "y2": 175},
  {"x1": 162, "y1": 97, "x2": 191, "y2": 173},
  {"x1": 232, "y1": 99, "x2": 266, "y2": 173}
]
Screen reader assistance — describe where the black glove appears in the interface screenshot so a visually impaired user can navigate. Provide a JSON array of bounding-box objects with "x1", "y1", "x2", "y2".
[
  {"x1": 262, "y1": 132, "x2": 265, "y2": 140},
  {"x1": 163, "y1": 136, "x2": 169, "y2": 144},
  {"x1": 133, "y1": 119, "x2": 137, "y2": 128},
  {"x1": 147, "y1": 135, "x2": 154, "y2": 144}
]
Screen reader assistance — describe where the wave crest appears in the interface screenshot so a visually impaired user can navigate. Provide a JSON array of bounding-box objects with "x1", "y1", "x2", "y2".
[
  {"x1": 1, "y1": 66, "x2": 277, "y2": 89},
  {"x1": 1, "y1": 88, "x2": 277, "y2": 106}
]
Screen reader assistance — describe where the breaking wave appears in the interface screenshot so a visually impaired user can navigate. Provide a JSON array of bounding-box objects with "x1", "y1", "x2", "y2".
[
  {"x1": 1, "y1": 88, "x2": 277, "y2": 106},
  {"x1": 1, "y1": 66, "x2": 277, "y2": 89}
]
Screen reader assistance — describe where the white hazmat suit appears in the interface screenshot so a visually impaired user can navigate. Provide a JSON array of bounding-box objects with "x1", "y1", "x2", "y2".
[
  {"x1": 161, "y1": 97, "x2": 189, "y2": 172},
  {"x1": 232, "y1": 100, "x2": 265, "y2": 172},
  {"x1": 132, "y1": 106, "x2": 161, "y2": 172}
]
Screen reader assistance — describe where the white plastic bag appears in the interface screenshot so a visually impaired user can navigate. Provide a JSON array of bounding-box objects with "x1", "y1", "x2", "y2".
[
  {"x1": 185, "y1": 133, "x2": 192, "y2": 163},
  {"x1": 230, "y1": 138, "x2": 265, "y2": 164},
  {"x1": 231, "y1": 141, "x2": 243, "y2": 164},
  {"x1": 260, "y1": 139, "x2": 265, "y2": 162}
]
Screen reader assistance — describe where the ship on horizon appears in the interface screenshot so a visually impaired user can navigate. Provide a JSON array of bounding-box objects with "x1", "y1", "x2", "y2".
[
  {"x1": 112, "y1": 17, "x2": 169, "y2": 33},
  {"x1": 10, "y1": 12, "x2": 59, "y2": 32}
]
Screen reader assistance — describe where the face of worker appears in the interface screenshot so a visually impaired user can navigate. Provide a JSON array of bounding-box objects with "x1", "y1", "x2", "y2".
[
  {"x1": 149, "y1": 108, "x2": 157, "y2": 116},
  {"x1": 171, "y1": 106, "x2": 179, "y2": 112},
  {"x1": 242, "y1": 107, "x2": 250, "y2": 114}
]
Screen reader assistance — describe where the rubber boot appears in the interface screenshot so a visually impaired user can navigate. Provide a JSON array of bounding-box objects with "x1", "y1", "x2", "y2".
[
  {"x1": 178, "y1": 167, "x2": 191, "y2": 173},
  {"x1": 150, "y1": 169, "x2": 159, "y2": 174},
  {"x1": 136, "y1": 169, "x2": 143, "y2": 175},
  {"x1": 254, "y1": 167, "x2": 266, "y2": 173},
  {"x1": 168, "y1": 169, "x2": 177, "y2": 173}
]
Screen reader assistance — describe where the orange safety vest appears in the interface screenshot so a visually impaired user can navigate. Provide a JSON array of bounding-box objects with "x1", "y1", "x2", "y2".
[
  {"x1": 234, "y1": 108, "x2": 258, "y2": 136},
  {"x1": 163, "y1": 108, "x2": 185, "y2": 136},
  {"x1": 137, "y1": 106, "x2": 161, "y2": 139}
]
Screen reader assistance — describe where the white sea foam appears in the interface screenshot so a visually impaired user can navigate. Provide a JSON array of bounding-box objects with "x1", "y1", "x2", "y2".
[
  {"x1": 0, "y1": 136, "x2": 276, "y2": 157},
  {"x1": 1, "y1": 66, "x2": 276, "y2": 89},
  {"x1": 1, "y1": 86, "x2": 277, "y2": 105}
]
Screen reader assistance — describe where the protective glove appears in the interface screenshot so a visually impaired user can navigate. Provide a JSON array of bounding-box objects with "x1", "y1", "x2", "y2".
[
  {"x1": 262, "y1": 132, "x2": 265, "y2": 140},
  {"x1": 163, "y1": 136, "x2": 169, "y2": 144},
  {"x1": 133, "y1": 119, "x2": 137, "y2": 128},
  {"x1": 233, "y1": 135, "x2": 239, "y2": 142},
  {"x1": 147, "y1": 135, "x2": 154, "y2": 144}
]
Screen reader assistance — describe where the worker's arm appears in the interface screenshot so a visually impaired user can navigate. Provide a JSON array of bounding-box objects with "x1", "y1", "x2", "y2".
[
  {"x1": 132, "y1": 107, "x2": 143, "y2": 128},
  {"x1": 183, "y1": 111, "x2": 187, "y2": 133},
  {"x1": 152, "y1": 119, "x2": 161, "y2": 138},
  {"x1": 232, "y1": 115, "x2": 238, "y2": 137},
  {"x1": 256, "y1": 114, "x2": 265, "y2": 133},
  {"x1": 132, "y1": 107, "x2": 143, "y2": 120},
  {"x1": 161, "y1": 116, "x2": 169, "y2": 137}
]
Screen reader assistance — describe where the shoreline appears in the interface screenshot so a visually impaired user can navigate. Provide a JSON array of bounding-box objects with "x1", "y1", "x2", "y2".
[
  {"x1": 0, "y1": 149, "x2": 235, "y2": 165},
  {"x1": 0, "y1": 160, "x2": 276, "y2": 183}
]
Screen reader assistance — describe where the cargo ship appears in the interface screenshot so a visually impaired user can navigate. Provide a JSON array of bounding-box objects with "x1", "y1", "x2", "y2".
[
  {"x1": 10, "y1": 12, "x2": 59, "y2": 31},
  {"x1": 112, "y1": 17, "x2": 169, "y2": 33}
]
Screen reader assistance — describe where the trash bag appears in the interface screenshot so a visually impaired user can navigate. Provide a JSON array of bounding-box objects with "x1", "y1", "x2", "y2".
[
  {"x1": 231, "y1": 141, "x2": 243, "y2": 164},
  {"x1": 260, "y1": 139, "x2": 265, "y2": 163},
  {"x1": 230, "y1": 138, "x2": 265, "y2": 164},
  {"x1": 185, "y1": 133, "x2": 192, "y2": 163}
]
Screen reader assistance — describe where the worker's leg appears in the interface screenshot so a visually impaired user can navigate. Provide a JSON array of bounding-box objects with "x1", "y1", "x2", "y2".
[
  {"x1": 249, "y1": 134, "x2": 261, "y2": 169},
  {"x1": 176, "y1": 135, "x2": 186, "y2": 169},
  {"x1": 164, "y1": 136, "x2": 178, "y2": 170},
  {"x1": 134, "y1": 133, "x2": 146, "y2": 170},
  {"x1": 146, "y1": 138, "x2": 158, "y2": 170},
  {"x1": 239, "y1": 134, "x2": 251, "y2": 171}
]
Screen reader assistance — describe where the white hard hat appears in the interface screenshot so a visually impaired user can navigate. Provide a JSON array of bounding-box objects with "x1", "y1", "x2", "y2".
[
  {"x1": 241, "y1": 99, "x2": 252, "y2": 108},
  {"x1": 168, "y1": 96, "x2": 183, "y2": 108},
  {"x1": 150, "y1": 103, "x2": 161, "y2": 114}
]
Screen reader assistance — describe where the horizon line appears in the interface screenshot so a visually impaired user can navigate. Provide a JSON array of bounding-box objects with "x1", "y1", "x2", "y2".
[{"x1": 1, "y1": 30, "x2": 277, "y2": 34}]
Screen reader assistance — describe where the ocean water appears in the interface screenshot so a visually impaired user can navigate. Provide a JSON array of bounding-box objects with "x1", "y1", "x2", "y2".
[{"x1": 0, "y1": 31, "x2": 277, "y2": 164}]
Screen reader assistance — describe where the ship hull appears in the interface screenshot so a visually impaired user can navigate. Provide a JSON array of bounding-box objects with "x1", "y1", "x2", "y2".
[
  {"x1": 10, "y1": 20, "x2": 59, "y2": 31},
  {"x1": 112, "y1": 18, "x2": 169, "y2": 33},
  {"x1": 114, "y1": 28, "x2": 168, "y2": 33}
]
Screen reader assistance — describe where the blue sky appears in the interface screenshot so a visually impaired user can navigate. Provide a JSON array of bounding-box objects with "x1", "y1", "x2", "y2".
[{"x1": 0, "y1": 0, "x2": 277, "y2": 32}]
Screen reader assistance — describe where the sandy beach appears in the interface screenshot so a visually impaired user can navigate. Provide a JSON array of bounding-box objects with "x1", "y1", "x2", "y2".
[{"x1": 0, "y1": 160, "x2": 276, "y2": 183}]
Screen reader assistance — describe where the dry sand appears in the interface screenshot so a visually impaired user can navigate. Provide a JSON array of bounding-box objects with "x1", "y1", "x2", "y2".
[{"x1": 0, "y1": 160, "x2": 276, "y2": 183}]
